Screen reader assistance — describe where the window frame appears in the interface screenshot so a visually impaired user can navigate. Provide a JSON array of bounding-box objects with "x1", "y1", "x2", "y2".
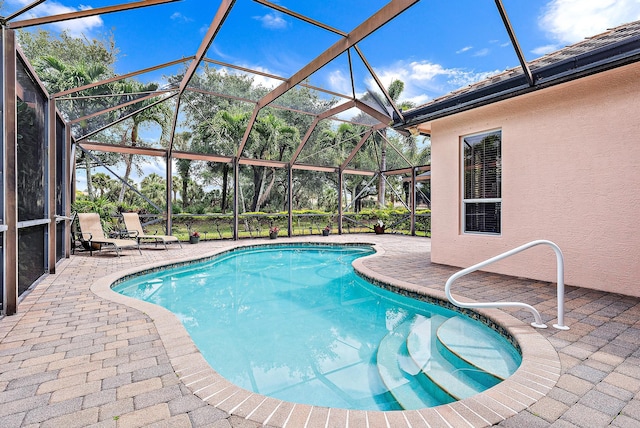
[{"x1": 460, "y1": 129, "x2": 502, "y2": 235}]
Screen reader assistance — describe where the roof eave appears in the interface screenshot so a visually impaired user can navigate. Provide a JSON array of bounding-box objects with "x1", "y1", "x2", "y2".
[{"x1": 395, "y1": 36, "x2": 640, "y2": 130}]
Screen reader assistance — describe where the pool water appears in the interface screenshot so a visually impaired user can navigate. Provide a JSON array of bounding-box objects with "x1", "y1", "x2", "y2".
[{"x1": 113, "y1": 244, "x2": 521, "y2": 410}]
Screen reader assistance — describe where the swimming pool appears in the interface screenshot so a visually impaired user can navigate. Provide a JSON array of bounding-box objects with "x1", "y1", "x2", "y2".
[{"x1": 113, "y1": 244, "x2": 521, "y2": 411}]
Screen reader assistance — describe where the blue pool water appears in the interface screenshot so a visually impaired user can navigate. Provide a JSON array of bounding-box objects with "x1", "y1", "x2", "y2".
[{"x1": 113, "y1": 244, "x2": 521, "y2": 410}]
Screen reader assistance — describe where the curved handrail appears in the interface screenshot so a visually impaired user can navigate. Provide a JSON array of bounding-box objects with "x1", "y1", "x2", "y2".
[{"x1": 445, "y1": 240, "x2": 569, "y2": 330}]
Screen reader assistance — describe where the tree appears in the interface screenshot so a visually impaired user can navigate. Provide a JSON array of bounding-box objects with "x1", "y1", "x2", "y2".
[
  {"x1": 179, "y1": 66, "x2": 260, "y2": 213},
  {"x1": 113, "y1": 80, "x2": 172, "y2": 204},
  {"x1": 171, "y1": 176, "x2": 181, "y2": 205},
  {"x1": 38, "y1": 57, "x2": 113, "y2": 199},
  {"x1": 351, "y1": 79, "x2": 416, "y2": 207},
  {"x1": 214, "y1": 110, "x2": 249, "y2": 213},
  {"x1": 176, "y1": 158, "x2": 192, "y2": 209},
  {"x1": 247, "y1": 113, "x2": 299, "y2": 211},
  {"x1": 18, "y1": 29, "x2": 118, "y2": 199},
  {"x1": 315, "y1": 123, "x2": 374, "y2": 212},
  {"x1": 171, "y1": 132, "x2": 193, "y2": 209},
  {"x1": 18, "y1": 29, "x2": 117, "y2": 72},
  {"x1": 185, "y1": 180, "x2": 206, "y2": 212},
  {"x1": 378, "y1": 79, "x2": 412, "y2": 206},
  {"x1": 140, "y1": 173, "x2": 166, "y2": 210},
  {"x1": 91, "y1": 172, "x2": 115, "y2": 198}
]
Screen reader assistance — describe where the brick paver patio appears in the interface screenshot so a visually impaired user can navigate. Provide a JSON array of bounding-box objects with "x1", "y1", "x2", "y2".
[{"x1": 1, "y1": 235, "x2": 638, "y2": 427}]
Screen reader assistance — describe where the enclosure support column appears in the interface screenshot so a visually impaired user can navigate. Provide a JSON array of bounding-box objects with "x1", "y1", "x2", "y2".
[
  {"x1": 65, "y1": 127, "x2": 72, "y2": 258},
  {"x1": 410, "y1": 167, "x2": 416, "y2": 236},
  {"x1": 48, "y1": 98, "x2": 56, "y2": 273},
  {"x1": 165, "y1": 152, "x2": 173, "y2": 234},
  {"x1": 233, "y1": 158, "x2": 239, "y2": 240},
  {"x1": 3, "y1": 28, "x2": 18, "y2": 315},
  {"x1": 337, "y1": 169, "x2": 343, "y2": 234},
  {"x1": 287, "y1": 165, "x2": 293, "y2": 237},
  {"x1": 378, "y1": 138, "x2": 386, "y2": 207}
]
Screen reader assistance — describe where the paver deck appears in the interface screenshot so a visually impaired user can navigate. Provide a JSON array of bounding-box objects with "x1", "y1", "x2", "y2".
[{"x1": 1, "y1": 235, "x2": 639, "y2": 427}]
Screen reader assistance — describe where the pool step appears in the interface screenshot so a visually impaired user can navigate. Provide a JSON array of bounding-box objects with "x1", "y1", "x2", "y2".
[
  {"x1": 377, "y1": 313, "x2": 521, "y2": 408},
  {"x1": 376, "y1": 315, "x2": 451, "y2": 409},
  {"x1": 407, "y1": 316, "x2": 494, "y2": 400},
  {"x1": 436, "y1": 316, "x2": 521, "y2": 381}
]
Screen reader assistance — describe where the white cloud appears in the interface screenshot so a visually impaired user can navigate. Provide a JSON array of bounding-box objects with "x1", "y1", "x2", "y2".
[
  {"x1": 408, "y1": 61, "x2": 449, "y2": 81},
  {"x1": 7, "y1": 0, "x2": 33, "y2": 7},
  {"x1": 404, "y1": 93, "x2": 430, "y2": 107},
  {"x1": 327, "y1": 69, "x2": 351, "y2": 95},
  {"x1": 242, "y1": 65, "x2": 280, "y2": 89},
  {"x1": 13, "y1": 1, "x2": 103, "y2": 38},
  {"x1": 539, "y1": 0, "x2": 640, "y2": 45},
  {"x1": 208, "y1": 64, "x2": 280, "y2": 90},
  {"x1": 334, "y1": 106, "x2": 363, "y2": 122},
  {"x1": 473, "y1": 48, "x2": 490, "y2": 57},
  {"x1": 445, "y1": 69, "x2": 502, "y2": 89},
  {"x1": 456, "y1": 46, "x2": 473, "y2": 54},
  {"x1": 370, "y1": 60, "x2": 503, "y2": 106},
  {"x1": 254, "y1": 12, "x2": 288, "y2": 30},
  {"x1": 170, "y1": 12, "x2": 192, "y2": 23},
  {"x1": 208, "y1": 43, "x2": 232, "y2": 60},
  {"x1": 531, "y1": 44, "x2": 558, "y2": 56}
]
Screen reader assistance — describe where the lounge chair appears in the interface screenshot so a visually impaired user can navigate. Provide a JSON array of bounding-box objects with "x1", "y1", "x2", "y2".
[
  {"x1": 121, "y1": 212, "x2": 182, "y2": 249},
  {"x1": 77, "y1": 213, "x2": 141, "y2": 257}
]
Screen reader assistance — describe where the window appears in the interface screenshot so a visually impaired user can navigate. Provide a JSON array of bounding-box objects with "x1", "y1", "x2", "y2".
[{"x1": 462, "y1": 130, "x2": 501, "y2": 234}]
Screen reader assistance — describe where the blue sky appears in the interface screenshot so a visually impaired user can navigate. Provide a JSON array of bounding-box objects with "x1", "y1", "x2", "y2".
[{"x1": 5, "y1": 0, "x2": 640, "y2": 107}]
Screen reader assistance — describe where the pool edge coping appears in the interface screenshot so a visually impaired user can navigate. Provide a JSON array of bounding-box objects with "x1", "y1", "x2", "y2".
[{"x1": 90, "y1": 240, "x2": 561, "y2": 428}]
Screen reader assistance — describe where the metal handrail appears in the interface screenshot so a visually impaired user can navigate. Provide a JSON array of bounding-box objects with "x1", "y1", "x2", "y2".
[{"x1": 445, "y1": 239, "x2": 569, "y2": 330}]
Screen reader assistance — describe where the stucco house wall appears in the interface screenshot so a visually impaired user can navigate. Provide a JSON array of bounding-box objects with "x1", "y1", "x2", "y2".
[{"x1": 430, "y1": 62, "x2": 640, "y2": 297}]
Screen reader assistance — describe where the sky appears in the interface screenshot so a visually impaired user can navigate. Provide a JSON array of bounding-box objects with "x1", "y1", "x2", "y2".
[
  {"x1": 5, "y1": 0, "x2": 640, "y2": 107},
  {"x1": 3, "y1": 0, "x2": 640, "y2": 190}
]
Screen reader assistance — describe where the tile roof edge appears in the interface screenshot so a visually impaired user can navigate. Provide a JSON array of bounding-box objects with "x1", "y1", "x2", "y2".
[{"x1": 395, "y1": 20, "x2": 640, "y2": 129}]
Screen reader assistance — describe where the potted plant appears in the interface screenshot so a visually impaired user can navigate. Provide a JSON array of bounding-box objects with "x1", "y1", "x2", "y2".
[
  {"x1": 269, "y1": 226, "x2": 279, "y2": 239},
  {"x1": 322, "y1": 225, "x2": 331, "y2": 236},
  {"x1": 189, "y1": 231, "x2": 200, "y2": 244},
  {"x1": 373, "y1": 219, "x2": 385, "y2": 234}
]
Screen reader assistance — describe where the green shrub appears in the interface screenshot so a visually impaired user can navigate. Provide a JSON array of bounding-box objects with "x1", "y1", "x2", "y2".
[{"x1": 72, "y1": 197, "x2": 118, "y2": 232}]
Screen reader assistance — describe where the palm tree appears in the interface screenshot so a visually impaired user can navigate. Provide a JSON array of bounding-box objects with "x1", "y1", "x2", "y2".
[
  {"x1": 37, "y1": 56, "x2": 112, "y2": 198},
  {"x1": 318, "y1": 123, "x2": 375, "y2": 213},
  {"x1": 140, "y1": 173, "x2": 166, "y2": 209},
  {"x1": 249, "y1": 113, "x2": 299, "y2": 211},
  {"x1": 351, "y1": 79, "x2": 415, "y2": 207},
  {"x1": 114, "y1": 80, "x2": 172, "y2": 205},
  {"x1": 172, "y1": 131, "x2": 193, "y2": 210},
  {"x1": 91, "y1": 172, "x2": 113, "y2": 198},
  {"x1": 378, "y1": 79, "x2": 414, "y2": 207},
  {"x1": 171, "y1": 176, "x2": 181, "y2": 205},
  {"x1": 176, "y1": 159, "x2": 192, "y2": 209},
  {"x1": 216, "y1": 110, "x2": 249, "y2": 213}
]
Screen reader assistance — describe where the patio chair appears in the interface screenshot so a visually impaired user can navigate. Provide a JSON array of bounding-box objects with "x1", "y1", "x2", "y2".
[
  {"x1": 121, "y1": 212, "x2": 182, "y2": 249},
  {"x1": 77, "y1": 213, "x2": 141, "y2": 257}
]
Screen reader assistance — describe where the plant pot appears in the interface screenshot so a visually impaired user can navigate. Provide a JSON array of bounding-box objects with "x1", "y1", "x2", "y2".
[
  {"x1": 269, "y1": 232, "x2": 278, "y2": 239},
  {"x1": 374, "y1": 225, "x2": 385, "y2": 234},
  {"x1": 322, "y1": 229, "x2": 330, "y2": 236},
  {"x1": 189, "y1": 236, "x2": 200, "y2": 244}
]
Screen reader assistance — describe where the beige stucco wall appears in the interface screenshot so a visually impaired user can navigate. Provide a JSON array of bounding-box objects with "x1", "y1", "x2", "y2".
[{"x1": 430, "y1": 62, "x2": 640, "y2": 297}]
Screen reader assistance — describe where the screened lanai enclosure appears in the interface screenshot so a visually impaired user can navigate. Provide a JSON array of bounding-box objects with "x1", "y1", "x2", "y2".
[{"x1": 1, "y1": 0, "x2": 545, "y2": 315}]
